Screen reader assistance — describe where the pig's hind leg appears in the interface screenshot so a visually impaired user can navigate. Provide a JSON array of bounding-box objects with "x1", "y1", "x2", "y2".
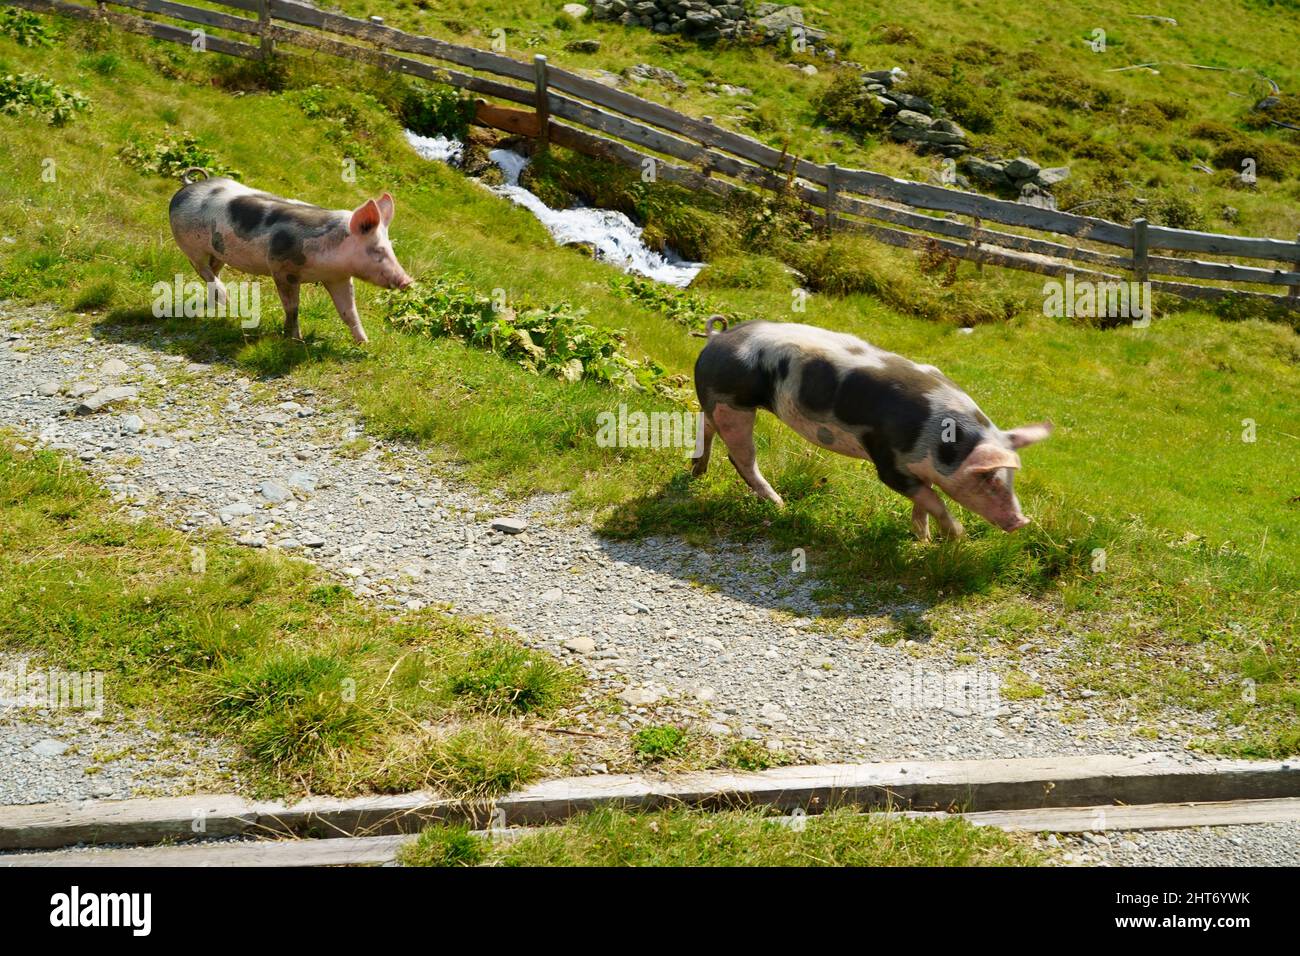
[
  {"x1": 690, "y1": 415, "x2": 716, "y2": 477},
  {"x1": 712, "y1": 402, "x2": 784, "y2": 507},
  {"x1": 272, "y1": 273, "x2": 302, "y2": 341},
  {"x1": 185, "y1": 253, "x2": 229, "y2": 313}
]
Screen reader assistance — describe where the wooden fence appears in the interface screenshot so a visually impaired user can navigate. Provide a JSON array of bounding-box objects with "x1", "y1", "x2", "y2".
[{"x1": 11, "y1": 0, "x2": 1300, "y2": 308}]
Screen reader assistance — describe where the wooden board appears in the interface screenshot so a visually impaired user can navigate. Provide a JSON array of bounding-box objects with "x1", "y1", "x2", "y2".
[
  {"x1": 474, "y1": 101, "x2": 540, "y2": 138},
  {"x1": 15, "y1": 0, "x2": 261, "y2": 58},
  {"x1": 104, "y1": 0, "x2": 260, "y2": 35},
  {"x1": 4, "y1": 753, "x2": 1298, "y2": 851},
  {"x1": 267, "y1": 0, "x2": 533, "y2": 82},
  {"x1": 961, "y1": 796, "x2": 1300, "y2": 833},
  {"x1": 2, "y1": 834, "x2": 415, "y2": 867}
]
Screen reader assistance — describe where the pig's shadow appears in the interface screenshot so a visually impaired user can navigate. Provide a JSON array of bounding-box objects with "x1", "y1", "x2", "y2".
[
  {"x1": 591, "y1": 530, "x2": 938, "y2": 638},
  {"x1": 91, "y1": 307, "x2": 363, "y2": 377},
  {"x1": 591, "y1": 478, "x2": 943, "y2": 632}
]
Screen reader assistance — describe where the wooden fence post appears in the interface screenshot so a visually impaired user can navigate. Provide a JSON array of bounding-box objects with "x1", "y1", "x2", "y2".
[
  {"x1": 971, "y1": 216, "x2": 983, "y2": 272},
  {"x1": 1290, "y1": 232, "x2": 1300, "y2": 300},
  {"x1": 1131, "y1": 217, "x2": 1149, "y2": 285},
  {"x1": 533, "y1": 54, "x2": 550, "y2": 149},
  {"x1": 824, "y1": 163, "x2": 837, "y2": 235},
  {"x1": 256, "y1": 0, "x2": 273, "y2": 61}
]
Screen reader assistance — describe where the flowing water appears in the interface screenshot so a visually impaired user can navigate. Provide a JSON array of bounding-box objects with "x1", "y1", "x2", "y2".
[{"x1": 404, "y1": 130, "x2": 704, "y2": 287}]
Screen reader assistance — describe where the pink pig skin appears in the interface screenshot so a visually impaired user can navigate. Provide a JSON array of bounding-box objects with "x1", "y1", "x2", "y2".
[{"x1": 168, "y1": 176, "x2": 413, "y2": 344}]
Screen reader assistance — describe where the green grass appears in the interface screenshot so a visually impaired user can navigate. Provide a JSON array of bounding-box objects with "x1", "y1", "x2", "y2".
[
  {"x1": 400, "y1": 806, "x2": 1044, "y2": 866},
  {"x1": 0, "y1": 20, "x2": 1297, "y2": 756},
  {"x1": 0, "y1": 435, "x2": 578, "y2": 797},
  {"x1": 631, "y1": 724, "x2": 689, "y2": 760}
]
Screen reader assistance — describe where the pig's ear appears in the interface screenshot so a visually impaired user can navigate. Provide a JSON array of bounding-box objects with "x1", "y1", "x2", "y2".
[
  {"x1": 376, "y1": 192, "x2": 395, "y2": 227},
  {"x1": 964, "y1": 442, "x2": 1021, "y2": 474},
  {"x1": 1005, "y1": 421, "x2": 1054, "y2": 449},
  {"x1": 349, "y1": 199, "x2": 382, "y2": 236}
]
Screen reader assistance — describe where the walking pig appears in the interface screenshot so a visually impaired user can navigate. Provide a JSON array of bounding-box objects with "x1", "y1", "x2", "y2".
[
  {"x1": 692, "y1": 318, "x2": 1052, "y2": 539},
  {"x1": 168, "y1": 170, "x2": 413, "y2": 343}
]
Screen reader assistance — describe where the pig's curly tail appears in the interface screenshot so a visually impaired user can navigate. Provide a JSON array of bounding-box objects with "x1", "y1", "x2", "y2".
[
  {"x1": 180, "y1": 167, "x2": 210, "y2": 185},
  {"x1": 691, "y1": 314, "x2": 729, "y2": 339}
]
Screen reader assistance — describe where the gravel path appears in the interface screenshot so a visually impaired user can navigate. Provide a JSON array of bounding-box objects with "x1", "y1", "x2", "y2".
[
  {"x1": 0, "y1": 305, "x2": 1219, "y2": 764},
  {"x1": 1040, "y1": 822, "x2": 1300, "y2": 867},
  {"x1": 2, "y1": 304, "x2": 1293, "y2": 864}
]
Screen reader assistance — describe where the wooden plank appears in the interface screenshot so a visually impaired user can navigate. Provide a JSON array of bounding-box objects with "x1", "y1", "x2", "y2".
[
  {"x1": 795, "y1": 183, "x2": 1132, "y2": 270},
  {"x1": 830, "y1": 214, "x2": 1124, "y2": 281},
  {"x1": 12, "y1": 0, "x2": 261, "y2": 57},
  {"x1": 474, "y1": 100, "x2": 540, "y2": 138},
  {"x1": 1148, "y1": 277, "x2": 1299, "y2": 306},
  {"x1": 1146, "y1": 254, "x2": 1300, "y2": 287},
  {"x1": 544, "y1": 66, "x2": 831, "y2": 183},
  {"x1": 547, "y1": 122, "x2": 734, "y2": 200},
  {"x1": 266, "y1": 0, "x2": 533, "y2": 82},
  {"x1": 263, "y1": 23, "x2": 533, "y2": 106},
  {"x1": 962, "y1": 796, "x2": 1300, "y2": 834},
  {"x1": 103, "y1": 0, "x2": 260, "y2": 35},
  {"x1": 1147, "y1": 223, "x2": 1300, "y2": 260},
  {"x1": 5, "y1": 753, "x2": 1298, "y2": 851},
  {"x1": 834, "y1": 167, "x2": 1135, "y2": 246},
  {"x1": 1, "y1": 834, "x2": 415, "y2": 867}
]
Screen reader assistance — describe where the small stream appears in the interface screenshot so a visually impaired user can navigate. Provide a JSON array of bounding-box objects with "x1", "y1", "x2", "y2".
[{"x1": 404, "y1": 130, "x2": 704, "y2": 287}]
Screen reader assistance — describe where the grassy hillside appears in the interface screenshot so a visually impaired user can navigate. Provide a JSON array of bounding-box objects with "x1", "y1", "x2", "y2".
[
  {"x1": 336, "y1": 0, "x2": 1300, "y2": 239},
  {"x1": 0, "y1": 13, "x2": 1296, "y2": 757}
]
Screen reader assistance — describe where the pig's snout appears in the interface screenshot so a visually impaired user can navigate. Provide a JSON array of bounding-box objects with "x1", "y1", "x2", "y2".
[
  {"x1": 396, "y1": 275, "x2": 414, "y2": 290},
  {"x1": 1002, "y1": 514, "x2": 1031, "y2": 532}
]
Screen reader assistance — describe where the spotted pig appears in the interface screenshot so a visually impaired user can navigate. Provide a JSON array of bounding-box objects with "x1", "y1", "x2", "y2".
[
  {"x1": 168, "y1": 170, "x2": 413, "y2": 343},
  {"x1": 692, "y1": 318, "x2": 1052, "y2": 539}
]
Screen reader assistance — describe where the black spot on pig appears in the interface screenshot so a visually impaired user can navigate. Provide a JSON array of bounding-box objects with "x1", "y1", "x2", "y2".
[
  {"x1": 775, "y1": 356, "x2": 790, "y2": 381},
  {"x1": 229, "y1": 196, "x2": 266, "y2": 237},
  {"x1": 834, "y1": 365, "x2": 930, "y2": 454},
  {"x1": 269, "y1": 228, "x2": 307, "y2": 266},
  {"x1": 210, "y1": 230, "x2": 225, "y2": 254},
  {"x1": 694, "y1": 324, "x2": 775, "y2": 413},
  {"x1": 798, "y1": 357, "x2": 838, "y2": 412},
  {"x1": 936, "y1": 418, "x2": 980, "y2": 469},
  {"x1": 862, "y1": 431, "x2": 920, "y2": 495},
  {"x1": 816, "y1": 426, "x2": 836, "y2": 446}
]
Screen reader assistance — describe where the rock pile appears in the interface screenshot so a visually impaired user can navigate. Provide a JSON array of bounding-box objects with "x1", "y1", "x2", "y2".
[
  {"x1": 590, "y1": 1, "x2": 826, "y2": 45},
  {"x1": 961, "y1": 156, "x2": 1070, "y2": 208},
  {"x1": 592, "y1": 0, "x2": 750, "y2": 39}
]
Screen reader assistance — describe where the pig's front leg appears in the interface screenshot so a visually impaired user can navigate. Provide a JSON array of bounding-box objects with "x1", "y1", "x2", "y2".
[
  {"x1": 324, "y1": 277, "x2": 369, "y2": 345},
  {"x1": 273, "y1": 273, "x2": 302, "y2": 341},
  {"x1": 909, "y1": 486, "x2": 964, "y2": 540}
]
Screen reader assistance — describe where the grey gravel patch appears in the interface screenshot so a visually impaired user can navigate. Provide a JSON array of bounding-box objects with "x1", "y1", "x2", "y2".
[
  {"x1": 0, "y1": 305, "x2": 1230, "y2": 775},
  {"x1": 0, "y1": 651, "x2": 233, "y2": 805},
  {"x1": 1040, "y1": 822, "x2": 1300, "y2": 867}
]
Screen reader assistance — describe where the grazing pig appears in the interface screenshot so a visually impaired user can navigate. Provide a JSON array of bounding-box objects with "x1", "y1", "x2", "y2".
[
  {"x1": 168, "y1": 169, "x2": 413, "y2": 343},
  {"x1": 692, "y1": 318, "x2": 1052, "y2": 539}
]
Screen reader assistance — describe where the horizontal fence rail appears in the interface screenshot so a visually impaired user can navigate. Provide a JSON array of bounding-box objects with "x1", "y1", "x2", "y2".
[{"x1": 8, "y1": 0, "x2": 1300, "y2": 308}]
